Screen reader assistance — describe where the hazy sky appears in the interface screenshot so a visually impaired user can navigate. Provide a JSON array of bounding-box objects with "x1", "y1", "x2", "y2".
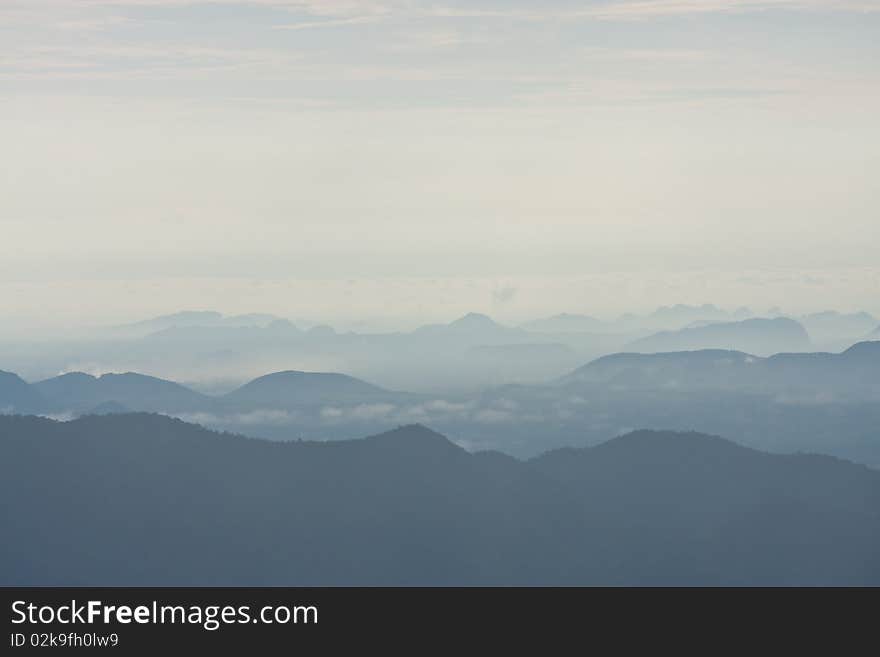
[{"x1": 2, "y1": 0, "x2": 879, "y2": 330}]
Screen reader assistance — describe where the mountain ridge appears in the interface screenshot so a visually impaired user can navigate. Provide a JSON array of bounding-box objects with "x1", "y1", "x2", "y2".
[{"x1": 2, "y1": 413, "x2": 878, "y2": 585}]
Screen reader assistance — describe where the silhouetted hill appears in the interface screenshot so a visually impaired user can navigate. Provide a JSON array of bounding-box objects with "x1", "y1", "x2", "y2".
[
  {"x1": 413, "y1": 313, "x2": 526, "y2": 342},
  {"x1": 2, "y1": 414, "x2": 878, "y2": 585},
  {"x1": 533, "y1": 430, "x2": 877, "y2": 516},
  {"x1": 0, "y1": 370, "x2": 46, "y2": 414},
  {"x1": 224, "y1": 370, "x2": 391, "y2": 407},
  {"x1": 638, "y1": 304, "x2": 752, "y2": 330},
  {"x1": 627, "y1": 318, "x2": 810, "y2": 356},
  {"x1": 561, "y1": 349, "x2": 757, "y2": 389},
  {"x1": 763, "y1": 341, "x2": 880, "y2": 388},
  {"x1": 561, "y1": 341, "x2": 880, "y2": 397},
  {"x1": 33, "y1": 372, "x2": 210, "y2": 413}
]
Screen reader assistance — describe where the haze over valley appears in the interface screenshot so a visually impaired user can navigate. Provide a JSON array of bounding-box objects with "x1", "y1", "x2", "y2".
[{"x1": 3, "y1": 306, "x2": 880, "y2": 470}]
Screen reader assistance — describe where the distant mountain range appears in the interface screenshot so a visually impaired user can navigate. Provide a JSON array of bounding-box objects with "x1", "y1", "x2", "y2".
[
  {"x1": 33, "y1": 371, "x2": 210, "y2": 413},
  {"x1": 3, "y1": 341, "x2": 880, "y2": 466},
  {"x1": 112, "y1": 311, "x2": 285, "y2": 336},
  {"x1": 413, "y1": 312, "x2": 528, "y2": 342},
  {"x1": 10, "y1": 306, "x2": 872, "y2": 396},
  {"x1": 522, "y1": 304, "x2": 755, "y2": 334},
  {"x1": 0, "y1": 370, "x2": 46, "y2": 414},
  {"x1": 18, "y1": 369, "x2": 394, "y2": 415},
  {"x1": 224, "y1": 370, "x2": 393, "y2": 407},
  {"x1": 2, "y1": 414, "x2": 877, "y2": 585},
  {"x1": 561, "y1": 340, "x2": 880, "y2": 396},
  {"x1": 626, "y1": 317, "x2": 811, "y2": 356}
]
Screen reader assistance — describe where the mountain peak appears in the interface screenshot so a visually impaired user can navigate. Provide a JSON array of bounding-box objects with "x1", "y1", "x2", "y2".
[
  {"x1": 448, "y1": 313, "x2": 500, "y2": 329},
  {"x1": 842, "y1": 340, "x2": 880, "y2": 357},
  {"x1": 598, "y1": 429, "x2": 744, "y2": 454},
  {"x1": 243, "y1": 370, "x2": 364, "y2": 385},
  {"x1": 0, "y1": 370, "x2": 28, "y2": 384},
  {"x1": 361, "y1": 424, "x2": 463, "y2": 454},
  {"x1": 225, "y1": 370, "x2": 386, "y2": 406},
  {"x1": 54, "y1": 372, "x2": 98, "y2": 382}
]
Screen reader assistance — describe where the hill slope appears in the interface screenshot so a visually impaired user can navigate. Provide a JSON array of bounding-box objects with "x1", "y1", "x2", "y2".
[
  {"x1": 33, "y1": 372, "x2": 210, "y2": 413},
  {"x1": 0, "y1": 370, "x2": 46, "y2": 414},
  {"x1": 2, "y1": 414, "x2": 878, "y2": 586},
  {"x1": 224, "y1": 370, "x2": 390, "y2": 407},
  {"x1": 561, "y1": 341, "x2": 880, "y2": 397}
]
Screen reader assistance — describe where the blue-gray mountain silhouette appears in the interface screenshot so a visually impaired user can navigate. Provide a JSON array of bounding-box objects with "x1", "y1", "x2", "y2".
[
  {"x1": 627, "y1": 317, "x2": 810, "y2": 356},
  {"x1": 33, "y1": 372, "x2": 209, "y2": 413},
  {"x1": 414, "y1": 313, "x2": 527, "y2": 341},
  {"x1": 115, "y1": 310, "x2": 283, "y2": 335},
  {"x1": 562, "y1": 340, "x2": 880, "y2": 394},
  {"x1": 0, "y1": 370, "x2": 46, "y2": 414},
  {"x1": 2, "y1": 413, "x2": 878, "y2": 586},
  {"x1": 224, "y1": 370, "x2": 391, "y2": 407}
]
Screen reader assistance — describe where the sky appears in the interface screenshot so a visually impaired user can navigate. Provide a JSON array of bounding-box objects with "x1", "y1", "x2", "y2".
[{"x1": 1, "y1": 0, "x2": 879, "y2": 331}]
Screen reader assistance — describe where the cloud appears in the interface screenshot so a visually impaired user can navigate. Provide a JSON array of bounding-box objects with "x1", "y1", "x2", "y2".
[
  {"x1": 1, "y1": 44, "x2": 306, "y2": 81},
  {"x1": 430, "y1": 1, "x2": 880, "y2": 21},
  {"x1": 582, "y1": 1, "x2": 880, "y2": 20},
  {"x1": 421, "y1": 399, "x2": 473, "y2": 413},
  {"x1": 272, "y1": 15, "x2": 381, "y2": 30},
  {"x1": 474, "y1": 408, "x2": 514, "y2": 424},
  {"x1": 173, "y1": 409, "x2": 301, "y2": 426},
  {"x1": 38, "y1": 412, "x2": 78, "y2": 422},
  {"x1": 10, "y1": 0, "x2": 876, "y2": 25},
  {"x1": 37, "y1": 0, "x2": 397, "y2": 14},
  {"x1": 58, "y1": 365, "x2": 111, "y2": 377},
  {"x1": 52, "y1": 16, "x2": 134, "y2": 31},
  {"x1": 318, "y1": 406, "x2": 342, "y2": 419},
  {"x1": 349, "y1": 403, "x2": 396, "y2": 419}
]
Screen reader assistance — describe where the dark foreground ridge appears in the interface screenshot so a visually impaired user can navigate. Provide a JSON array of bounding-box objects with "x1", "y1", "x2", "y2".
[{"x1": 2, "y1": 413, "x2": 879, "y2": 585}]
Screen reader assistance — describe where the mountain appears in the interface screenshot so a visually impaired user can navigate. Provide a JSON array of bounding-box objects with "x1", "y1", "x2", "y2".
[
  {"x1": 560, "y1": 349, "x2": 759, "y2": 390},
  {"x1": 413, "y1": 313, "x2": 527, "y2": 342},
  {"x1": 521, "y1": 306, "x2": 756, "y2": 335},
  {"x1": 224, "y1": 370, "x2": 392, "y2": 407},
  {"x1": 627, "y1": 317, "x2": 811, "y2": 356},
  {"x1": 638, "y1": 304, "x2": 753, "y2": 330},
  {"x1": 2, "y1": 414, "x2": 878, "y2": 585},
  {"x1": 562, "y1": 341, "x2": 880, "y2": 394},
  {"x1": 800, "y1": 311, "x2": 878, "y2": 343},
  {"x1": 111, "y1": 311, "x2": 286, "y2": 337},
  {"x1": 0, "y1": 370, "x2": 46, "y2": 414},
  {"x1": 33, "y1": 372, "x2": 210, "y2": 413},
  {"x1": 762, "y1": 341, "x2": 880, "y2": 390},
  {"x1": 144, "y1": 318, "x2": 302, "y2": 342}
]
